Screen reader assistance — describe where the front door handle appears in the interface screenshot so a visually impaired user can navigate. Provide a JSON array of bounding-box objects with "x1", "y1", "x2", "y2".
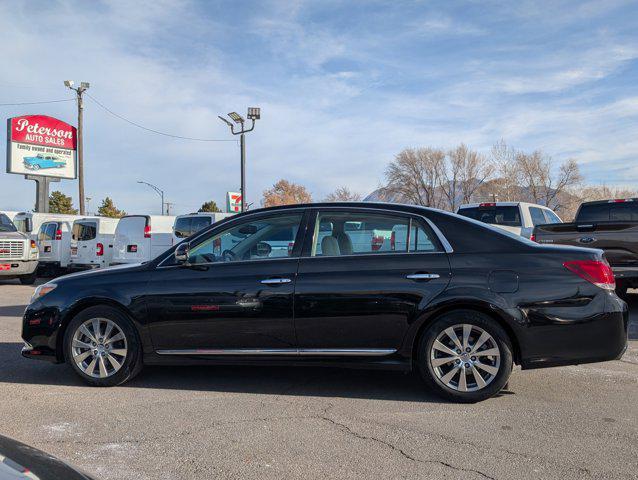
[
  {"x1": 260, "y1": 278, "x2": 292, "y2": 285},
  {"x1": 406, "y1": 273, "x2": 440, "y2": 280}
]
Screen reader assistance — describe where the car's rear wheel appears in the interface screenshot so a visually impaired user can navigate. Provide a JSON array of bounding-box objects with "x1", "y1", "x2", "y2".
[
  {"x1": 63, "y1": 306, "x2": 143, "y2": 386},
  {"x1": 417, "y1": 310, "x2": 513, "y2": 403}
]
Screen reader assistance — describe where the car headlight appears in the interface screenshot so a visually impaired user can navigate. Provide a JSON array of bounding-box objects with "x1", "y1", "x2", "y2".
[{"x1": 31, "y1": 283, "x2": 57, "y2": 303}]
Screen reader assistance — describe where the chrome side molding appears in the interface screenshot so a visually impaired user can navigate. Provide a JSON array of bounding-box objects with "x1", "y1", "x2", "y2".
[{"x1": 156, "y1": 348, "x2": 397, "y2": 357}]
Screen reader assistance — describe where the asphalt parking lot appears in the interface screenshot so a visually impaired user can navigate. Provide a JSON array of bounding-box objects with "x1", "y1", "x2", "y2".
[{"x1": 0, "y1": 280, "x2": 636, "y2": 480}]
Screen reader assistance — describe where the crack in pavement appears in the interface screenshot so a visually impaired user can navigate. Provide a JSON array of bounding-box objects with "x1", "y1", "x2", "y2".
[{"x1": 316, "y1": 412, "x2": 497, "y2": 480}]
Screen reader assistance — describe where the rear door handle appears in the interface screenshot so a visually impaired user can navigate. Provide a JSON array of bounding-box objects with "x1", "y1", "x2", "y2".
[
  {"x1": 406, "y1": 273, "x2": 440, "y2": 280},
  {"x1": 260, "y1": 278, "x2": 292, "y2": 285}
]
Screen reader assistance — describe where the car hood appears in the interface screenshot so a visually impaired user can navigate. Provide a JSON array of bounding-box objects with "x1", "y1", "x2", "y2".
[
  {"x1": 54, "y1": 262, "x2": 147, "y2": 284},
  {"x1": 0, "y1": 231, "x2": 27, "y2": 240}
]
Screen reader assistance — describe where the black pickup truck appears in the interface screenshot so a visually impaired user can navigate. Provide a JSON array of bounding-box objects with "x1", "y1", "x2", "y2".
[{"x1": 533, "y1": 198, "x2": 638, "y2": 296}]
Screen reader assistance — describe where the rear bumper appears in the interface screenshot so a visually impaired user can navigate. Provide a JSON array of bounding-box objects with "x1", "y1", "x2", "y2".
[
  {"x1": 68, "y1": 263, "x2": 101, "y2": 271},
  {"x1": 520, "y1": 293, "x2": 628, "y2": 369}
]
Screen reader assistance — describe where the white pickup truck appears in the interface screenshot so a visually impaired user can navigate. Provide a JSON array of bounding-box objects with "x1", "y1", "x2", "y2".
[
  {"x1": 456, "y1": 202, "x2": 562, "y2": 238},
  {"x1": 0, "y1": 213, "x2": 39, "y2": 284}
]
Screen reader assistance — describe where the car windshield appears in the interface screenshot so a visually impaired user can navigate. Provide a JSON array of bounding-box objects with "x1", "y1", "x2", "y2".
[
  {"x1": 0, "y1": 214, "x2": 17, "y2": 232},
  {"x1": 457, "y1": 205, "x2": 522, "y2": 227}
]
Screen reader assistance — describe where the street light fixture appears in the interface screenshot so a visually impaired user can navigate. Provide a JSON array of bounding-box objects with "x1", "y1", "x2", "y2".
[
  {"x1": 227, "y1": 112, "x2": 244, "y2": 124},
  {"x1": 64, "y1": 80, "x2": 90, "y2": 215},
  {"x1": 137, "y1": 180, "x2": 165, "y2": 215},
  {"x1": 218, "y1": 107, "x2": 261, "y2": 213}
]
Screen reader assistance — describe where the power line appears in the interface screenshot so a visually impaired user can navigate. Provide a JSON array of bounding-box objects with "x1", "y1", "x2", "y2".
[
  {"x1": 85, "y1": 93, "x2": 236, "y2": 142},
  {"x1": 0, "y1": 98, "x2": 75, "y2": 106}
]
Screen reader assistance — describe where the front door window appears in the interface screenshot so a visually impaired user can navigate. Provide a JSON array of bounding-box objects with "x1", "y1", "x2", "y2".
[{"x1": 187, "y1": 213, "x2": 303, "y2": 264}]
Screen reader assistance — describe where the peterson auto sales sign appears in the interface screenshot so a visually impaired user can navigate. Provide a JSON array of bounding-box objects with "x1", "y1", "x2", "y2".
[{"x1": 6, "y1": 115, "x2": 77, "y2": 179}]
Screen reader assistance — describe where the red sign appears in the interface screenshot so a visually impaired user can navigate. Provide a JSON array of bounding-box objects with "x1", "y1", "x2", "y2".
[{"x1": 10, "y1": 115, "x2": 76, "y2": 149}]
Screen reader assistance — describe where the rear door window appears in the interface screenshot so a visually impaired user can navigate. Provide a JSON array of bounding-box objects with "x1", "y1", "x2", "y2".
[
  {"x1": 73, "y1": 222, "x2": 97, "y2": 241},
  {"x1": 38, "y1": 223, "x2": 58, "y2": 241},
  {"x1": 529, "y1": 207, "x2": 548, "y2": 226},
  {"x1": 542, "y1": 209, "x2": 562, "y2": 224},
  {"x1": 609, "y1": 203, "x2": 638, "y2": 221},
  {"x1": 577, "y1": 204, "x2": 609, "y2": 222},
  {"x1": 190, "y1": 216, "x2": 211, "y2": 235},
  {"x1": 457, "y1": 206, "x2": 522, "y2": 227},
  {"x1": 174, "y1": 217, "x2": 192, "y2": 238},
  {"x1": 311, "y1": 211, "x2": 441, "y2": 256}
]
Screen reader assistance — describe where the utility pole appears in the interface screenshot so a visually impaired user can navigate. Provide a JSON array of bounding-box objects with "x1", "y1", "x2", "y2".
[
  {"x1": 218, "y1": 108, "x2": 260, "y2": 213},
  {"x1": 64, "y1": 80, "x2": 90, "y2": 215},
  {"x1": 137, "y1": 180, "x2": 165, "y2": 215}
]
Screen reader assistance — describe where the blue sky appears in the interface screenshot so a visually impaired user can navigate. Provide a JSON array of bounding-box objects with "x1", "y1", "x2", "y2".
[{"x1": 1, "y1": 0, "x2": 637, "y2": 214}]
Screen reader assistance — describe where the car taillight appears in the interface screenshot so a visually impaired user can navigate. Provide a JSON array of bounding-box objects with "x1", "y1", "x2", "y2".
[
  {"x1": 390, "y1": 231, "x2": 396, "y2": 250},
  {"x1": 530, "y1": 233, "x2": 536, "y2": 242},
  {"x1": 563, "y1": 260, "x2": 615, "y2": 290},
  {"x1": 479, "y1": 202, "x2": 496, "y2": 207},
  {"x1": 608, "y1": 199, "x2": 633, "y2": 203},
  {"x1": 96, "y1": 243, "x2": 104, "y2": 256},
  {"x1": 55, "y1": 229, "x2": 62, "y2": 240},
  {"x1": 371, "y1": 235, "x2": 384, "y2": 251},
  {"x1": 144, "y1": 225, "x2": 151, "y2": 238}
]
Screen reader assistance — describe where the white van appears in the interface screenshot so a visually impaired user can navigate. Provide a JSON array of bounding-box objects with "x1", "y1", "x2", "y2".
[
  {"x1": 13, "y1": 212, "x2": 83, "y2": 241},
  {"x1": 68, "y1": 217, "x2": 119, "y2": 270},
  {"x1": 111, "y1": 215, "x2": 176, "y2": 265},
  {"x1": 36, "y1": 219, "x2": 74, "y2": 274},
  {"x1": 173, "y1": 212, "x2": 232, "y2": 243}
]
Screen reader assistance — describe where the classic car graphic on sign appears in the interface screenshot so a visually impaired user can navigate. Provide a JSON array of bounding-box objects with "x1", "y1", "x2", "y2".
[{"x1": 22, "y1": 153, "x2": 67, "y2": 171}]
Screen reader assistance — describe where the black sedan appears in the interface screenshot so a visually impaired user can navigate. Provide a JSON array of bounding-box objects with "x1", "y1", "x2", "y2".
[
  {"x1": 0, "y1": 434, "x2": 95, "y2": 479},
  {"x1": 22, "y1": 202, "x2": 628, "y2": 402}
]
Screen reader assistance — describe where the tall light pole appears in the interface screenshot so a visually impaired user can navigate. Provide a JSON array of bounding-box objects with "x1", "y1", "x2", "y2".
[
  {"x1": 137, "y1": 181, "x2": 165, "y2": 215},
  {"x1": 64, "y1": 80, "x2": 90, "y2": 215},
  {"x1": 218, "y1": 107, "x2": 260, "y2": 213}
]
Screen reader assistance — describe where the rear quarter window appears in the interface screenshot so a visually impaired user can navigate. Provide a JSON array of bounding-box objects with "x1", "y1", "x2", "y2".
[{"x1": 427, "y1": 210, "x2": 532, "y2": 253}]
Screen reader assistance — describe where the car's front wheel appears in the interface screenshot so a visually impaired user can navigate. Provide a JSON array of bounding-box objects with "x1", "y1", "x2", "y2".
[
  {"x1": 417, "y1": 310, "x2": 513, "y2": 403},
  {"x1": 19, "y1": 272, "x2": 37, "y2": 285},
  {"x1": 63, "y1": 305, "x2": 143, "y2": 386}
]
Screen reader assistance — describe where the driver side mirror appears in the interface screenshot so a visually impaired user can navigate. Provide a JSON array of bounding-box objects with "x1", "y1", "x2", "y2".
[{"x1": 175, "y1": 242, "x2": 190, "y2": 264}]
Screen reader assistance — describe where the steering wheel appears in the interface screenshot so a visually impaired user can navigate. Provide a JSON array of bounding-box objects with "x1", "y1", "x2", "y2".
[
  {"x1": 222, "y1": 249, "x2": 237, "y2": 262},
  {"x1": 200, "y1": 253, "x2": 217, "y2": 263}
]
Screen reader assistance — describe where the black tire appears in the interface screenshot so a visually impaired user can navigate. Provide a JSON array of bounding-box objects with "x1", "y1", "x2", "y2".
[
  {"x1": 417, "y1": 310, "x2": 513, "y2": 403},
  {"x1": 63, "y1": 305, "x2": 143, "y2": 387},
  {"x1": 19, "y1": 272, "x2": 37, "y2": 285}
]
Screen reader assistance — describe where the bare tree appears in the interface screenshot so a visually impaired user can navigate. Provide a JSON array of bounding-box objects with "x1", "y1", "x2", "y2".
[
  {"x1": 324, "y1": 186, "x2": 362, "y2": 202},
  {"x1": 489, "y1": 139, "x2": 519, "y2": 202},
  {"x1": 262, "y1": 179, "x2": 312, "y2": 207},
  {"x1": 383, "y1": 148, "x2": 445, "y2": 208},
  {"x1": 440, "y1": 144, "x2": 495, "y2": 210}
]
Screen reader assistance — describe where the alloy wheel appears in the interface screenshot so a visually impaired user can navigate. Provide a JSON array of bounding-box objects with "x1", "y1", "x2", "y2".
[
  {"x1": 430, "y1": 323, "x2": 501, "y2": 392},
  {"x1": 71, "y1": 318, "x2": 128, "y2": 378}
]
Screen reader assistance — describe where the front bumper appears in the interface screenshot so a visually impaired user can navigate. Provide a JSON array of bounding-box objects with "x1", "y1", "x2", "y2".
[{"x1": 0, "y1": 260, "x2": 38, "y2": 276}]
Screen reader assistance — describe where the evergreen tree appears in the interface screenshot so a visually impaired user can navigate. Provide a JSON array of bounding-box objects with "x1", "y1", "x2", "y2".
[
  {"x1": 49, "y1": 191, "x2": 78, "y2": 214},
  {"x1": 198, "y1": 200, "x2": 222, "y2": 213},
  {"x1": 97, "y1": 197, "x2": 126, "y2": 218}
]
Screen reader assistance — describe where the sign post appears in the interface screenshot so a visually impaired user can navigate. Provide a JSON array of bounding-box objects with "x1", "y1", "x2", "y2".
[{"x1": 6, "y1": 115, "x2": 77, "y2": 213}]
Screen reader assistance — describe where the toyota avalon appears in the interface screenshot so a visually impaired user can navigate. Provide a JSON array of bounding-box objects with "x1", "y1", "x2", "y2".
[{"x1": 22, "y1": 202, "x2": 628, "y2": 402}]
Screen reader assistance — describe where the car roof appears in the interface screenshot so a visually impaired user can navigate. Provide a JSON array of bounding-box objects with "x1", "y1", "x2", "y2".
[
  {"x1": 237, "y1": 201, "x2": 444, "y2": 216},
  {"x1": 580, "y1": 198, "x2": 638, "y2": 206}
]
